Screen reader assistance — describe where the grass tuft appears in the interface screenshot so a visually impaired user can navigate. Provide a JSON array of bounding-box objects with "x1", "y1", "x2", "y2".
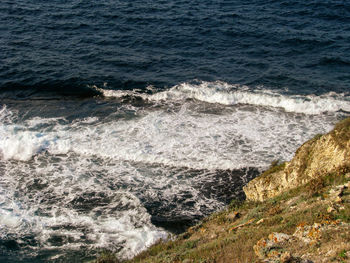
[
  {"x1": 331, "y1": 117, "x2": 350, "y2": 148},
  {"x1": 95, "y1": 251, "x2": 120, "y2": 263},
  {"x1": 260, "y1": 160, "x2": 286, "y2": 178},
  {"x1": 338, "y1": 249, "x2": 348, "y2": 260}
]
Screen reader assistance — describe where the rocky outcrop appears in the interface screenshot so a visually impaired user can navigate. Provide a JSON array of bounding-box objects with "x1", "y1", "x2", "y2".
[
  {"x1": 244, "y1": 118, "x2": 350, "y2": 202},
  {"x1": 254, "y1": 220, "x2": 350, "y2": 263},
  {"x1": 254, "y1": 232, "x2": 313, "y2": 263}
]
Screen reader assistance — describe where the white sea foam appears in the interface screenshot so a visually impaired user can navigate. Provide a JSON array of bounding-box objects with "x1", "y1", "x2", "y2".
[
  {"x1": 1, "y1": 107, "x2": 338, "y2": 168},
  {"x1": 97, "y1": 81, "x2": 350, "y2": 114},
  {"x1": 0, "y1": 129, "x2": 50, "y2": 161},
  {"x1": 0, "y1": 105, "x2": 16, "y2": 123},
  {"x1": 0, "y1": 208, "x2": 24, "y2": 229},
  {"x1": 0, "y1": 165, "x2": 168, "y2": 259},
  {"x1": 0, "y1": 98, "x2": 346, "y2": 167},
  {"x1": 0, "y1": 89, "x2": 348, "y2": 260}
]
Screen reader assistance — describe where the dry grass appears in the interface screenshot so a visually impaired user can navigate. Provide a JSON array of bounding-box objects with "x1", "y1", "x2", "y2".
[
  {"x1": 92, "y1": 171, "x2": 350, "y2": 263},
  {"x1": 116, "y1": 172, "x2": 349, "y2": 263},
  {"x1": 305, "y1": 176, "x2": 326, "y2": 197},
  {"x1": 331, "y1": 117, "x2": 350, "y2": 148}
]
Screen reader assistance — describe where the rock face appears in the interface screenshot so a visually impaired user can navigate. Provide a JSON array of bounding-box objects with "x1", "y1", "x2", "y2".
[{"x1": 244, "y1": 117, "x2": 350, "y2": 202}]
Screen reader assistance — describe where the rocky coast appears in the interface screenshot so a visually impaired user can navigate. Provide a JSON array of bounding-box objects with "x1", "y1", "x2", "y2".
[{"x1": 97, "y1": 117, "x2": 350, "y2": 263}]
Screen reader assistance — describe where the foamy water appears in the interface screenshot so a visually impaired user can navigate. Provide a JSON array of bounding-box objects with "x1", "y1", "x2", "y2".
[
  {"x1": 0, "y1": 83, "x2": 349, "y2": 261},
  {"x1": 98, "y1": 81, "x2": 350, "y2": 114}
]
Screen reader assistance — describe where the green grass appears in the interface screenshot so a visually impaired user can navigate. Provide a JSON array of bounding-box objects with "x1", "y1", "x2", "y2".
[
  {"x1": 260, "y1": 160, "x2": 286, "y2": 178},
  {"x1": 95, "y1": 251, "x2": 121, "y2": 263},
  {"x1": 338, "y1": 249, "x2": 348, "y2": 260}
]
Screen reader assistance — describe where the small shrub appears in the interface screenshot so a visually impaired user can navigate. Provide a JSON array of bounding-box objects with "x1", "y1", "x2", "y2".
[
  {"x1": 95, "y1": 251, "x2": 120, "y2": 263},
  {"x1": 268, "y1": 215, "x2": 284, "y2": 225},
  {"x1": 267, "y1": 205, "x2": 282, "y2": 216},
  {"x1": 305, "y1": 177, "x2": 325, "y2": 197},
  {"x1": 312, "y1": 133, "x2": 323, "y2": 141},
  {"x1": 338, "y1": 249, "x2": 348, "y2": 259},
  {"x1": 335, "y1": 208, "x2": 350, "y2": 223},
  {"x1": 216, "y1": 213, "x2": 229, "y2": 224},
  {"x1": 321, "y1": 168, "x2": 349, "y2": 186},
  {"x1": 261, "y1": 161, "x2": 286, "y2": 178},
  {"x1": 228, "y1": 199, "x2": 244, "y2": 210},
  {"x1": 245, "y1": 206, "x2": 263, "y2": 220},
  {"x1": 183, "y1": 240, "x2": 199, "y2": 249},
  {"x1": 332, "y1": 117, "x2": 350, "y2": 148}
]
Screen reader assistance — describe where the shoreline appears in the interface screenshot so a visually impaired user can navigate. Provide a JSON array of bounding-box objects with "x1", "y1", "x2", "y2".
[{"x1": 97, "y1": 117, "x2": 350, "y2": 263}]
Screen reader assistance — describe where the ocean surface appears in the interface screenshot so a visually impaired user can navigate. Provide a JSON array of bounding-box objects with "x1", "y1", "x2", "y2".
[{"x1": 1, "y1": 0, "x2": 350, "y2": 262}]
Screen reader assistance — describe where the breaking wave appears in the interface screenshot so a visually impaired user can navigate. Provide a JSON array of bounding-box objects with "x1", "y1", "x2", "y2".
[
  {"x1": 0, "y1": 86, "x2": 348, "y2": 261},
  {"x1": 97, "y1": 81, "x2": 350, "y2": 115}
]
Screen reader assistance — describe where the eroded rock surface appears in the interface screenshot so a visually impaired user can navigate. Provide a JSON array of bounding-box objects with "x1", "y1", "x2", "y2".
[{"x1": 244, "y1": 118, "x2": 350, "y2": 202}]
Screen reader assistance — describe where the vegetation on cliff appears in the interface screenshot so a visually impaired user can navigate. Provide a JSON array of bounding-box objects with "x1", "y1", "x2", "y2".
[{"x1": 95, "y1": 117, "x2": 350, "y2": 263}]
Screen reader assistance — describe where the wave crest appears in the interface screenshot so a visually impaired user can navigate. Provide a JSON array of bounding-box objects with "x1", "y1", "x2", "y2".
[{"x1": 97, "y1": 81, "x2": 350, "y2": 115}]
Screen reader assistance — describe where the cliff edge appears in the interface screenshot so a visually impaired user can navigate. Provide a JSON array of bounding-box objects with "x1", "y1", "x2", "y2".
[{"x1": 244, "y1": 117, "x2": 350, "y2": 202}]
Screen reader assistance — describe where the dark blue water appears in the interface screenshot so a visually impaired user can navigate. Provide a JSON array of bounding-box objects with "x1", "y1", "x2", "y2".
[
  {"x1": 1, "y1": 1, "x2": 350, "y2": 262},
  {"x1": 1, "y1": 0, "x2": 349, "y2": 98}
]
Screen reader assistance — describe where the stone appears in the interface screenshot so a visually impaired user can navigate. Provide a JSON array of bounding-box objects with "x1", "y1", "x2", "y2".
[
  {"x1": 293, "y1": 224, "x2": 322, "y2": 244},
  {"x1": 254, "y1": 233, "x2": 291, "y2": 260},
  {"x1": 329, "y1": 189, "x2": 336, "y2": 194},
  {"x1": 210, "y1": 233, "x2": 217, "y2": 239},
  {"x1": 268, "y1": 232, "x2": 290, "y2": 243},
  {"x1": 254, "y1": 238, "x2": 271, "y2": 259},
  {"x1": 256, "y1": 218, "x2": 265, "y2": 225},
  {"x1": 230, "y1": 218, "x2": 254, "y2": 231},
  {"x1": 327, "y1": 206, "x2": 335, "y2": 213},
  {"x1": 335, "y1": 196, "x2": 343, "y2": 203}
]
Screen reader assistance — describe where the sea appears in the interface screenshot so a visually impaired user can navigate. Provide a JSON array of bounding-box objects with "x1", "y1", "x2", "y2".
[{"x1": 0, "y1": 0, "x2": 350, "y2": 262}]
